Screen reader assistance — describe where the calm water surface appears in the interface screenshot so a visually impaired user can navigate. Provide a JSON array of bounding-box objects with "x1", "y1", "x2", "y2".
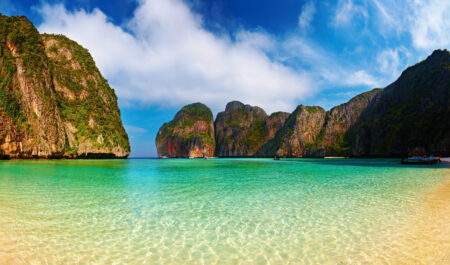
[{"x1": 0, "y1": 158, "x2": 449, "y2": 264}]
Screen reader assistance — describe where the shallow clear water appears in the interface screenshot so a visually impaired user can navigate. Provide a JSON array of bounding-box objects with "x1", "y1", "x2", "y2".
[{"x1": 0, "y1": 158, "x2": 449, "y2": 264}]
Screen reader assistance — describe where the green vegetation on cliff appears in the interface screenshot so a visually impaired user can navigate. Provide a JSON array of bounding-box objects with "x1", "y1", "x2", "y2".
[
  {"x1": 42, "y1": 34, "x2": 129, "y2": 153},
  {"x1": 0, "y1": 89, "x2": 25, "y2": 130},
  {"x1": 351, "y1": 49, "x2": 450, "y2": 156},
  {"x1": 179, "y1": 103, "x2": 213, "y2": 122},
  {"x1": 260, "y1": 105, "x2": 326, "y2": 157},
  {"x1": 0, "y1": 16, "x2": 33, "y2": 130},
  {"x1": 156, "y1": 103, "x2": 215, "y2": 158},
  {"x1": 0, "y1": 14, "x2": 130, "y2": 158},
  {"x1": 317, "y1": 88, "x2": 382, "y2": 156},
  {"x1": 2, "y1": 16, "x2": 45, "y2": 73},
  {"x1": 214, "y1": 101, "x2": 272, "y2": 157},
  {"x1": 161, "y1": 103, "x2": 213, "y2": 138},
  {"x1": 157, "y1": 49, "x2": 448, "y2": 158}
]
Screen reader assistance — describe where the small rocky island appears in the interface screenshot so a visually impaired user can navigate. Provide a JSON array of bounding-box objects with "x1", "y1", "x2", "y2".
[
  {"x1": 0, "y1": 15, "x2": 130, "y2": 159},
  {"x1": 156, "y1": 103, "x2": 215, "y2": 158},
  {"x1": 157, "y1": 49, "x2": 450, "y2": 158}
]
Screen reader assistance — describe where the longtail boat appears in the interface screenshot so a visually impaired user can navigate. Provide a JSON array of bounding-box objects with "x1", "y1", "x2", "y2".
[{"x1": 401, "y1": 156, "x2": 440, "y2": 165}]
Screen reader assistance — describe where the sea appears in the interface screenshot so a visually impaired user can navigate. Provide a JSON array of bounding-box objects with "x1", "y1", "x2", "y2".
[{"x1": 1, "y1": 158, "x2": 449, "y2": 264}]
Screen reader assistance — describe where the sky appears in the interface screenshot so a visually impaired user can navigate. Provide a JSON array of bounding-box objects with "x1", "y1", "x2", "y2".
[{"x1": 1, "y1": 0, "x2": 449, "y2": 157}]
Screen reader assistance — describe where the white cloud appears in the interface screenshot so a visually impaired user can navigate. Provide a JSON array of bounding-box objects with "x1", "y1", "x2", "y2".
[
  {"x1": 281, "y1": 37, "x2": 381, "y2": 88},
  {"x1": 333, "y1": 0, "x2": 368, "y2": 26},
  {"x1": 124, "y1": 125, "x2": 148, "y2": 134},
  {"x1": 369, "y1": 0, "x2": 402, "y2": 29},
  {"x1": 298, "y1": 1, "x2": 316, "y2": 31},
  {"x1": 367, "y1": 0, "x2": 449, "y2": 51},
  {"x1": 37, "y1": 0, "x2": 314, "y2": 114},
  {"x1": 377, "y1": 49, "x2": 400, "y2": 74},
  {"x1": 343, "y1": 70, "x2": 378, "y2": 87},
  {"x1": 376, "y1": 47, "x2": 412, "y2": 81},
  {"x1": 235, "y1": 30, "x2": 275, "y2": 52},
  {"x1": 409, "y1": 0, "x2": 450, "y2": 50}
]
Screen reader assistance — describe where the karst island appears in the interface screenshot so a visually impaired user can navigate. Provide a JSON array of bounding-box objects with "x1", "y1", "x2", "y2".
[{"x1": 1, "y1": 1, "x2": 449, "y2": 264}]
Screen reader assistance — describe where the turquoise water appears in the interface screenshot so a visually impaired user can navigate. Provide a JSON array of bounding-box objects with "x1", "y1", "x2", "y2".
[{"x1": 0, "y1": 158, "x2": 449, "y2": 264}]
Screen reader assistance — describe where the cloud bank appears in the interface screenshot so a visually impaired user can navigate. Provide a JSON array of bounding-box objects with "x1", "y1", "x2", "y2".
[
  {"x1": 36, "y1": 0, "x2": 449, "y2": 114},
  {"x1": 38, "y1": 0, "x2": 314, "y2": 113}
]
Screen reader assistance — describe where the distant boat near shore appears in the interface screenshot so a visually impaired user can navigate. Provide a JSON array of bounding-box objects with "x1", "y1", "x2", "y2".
[{"x1": 401, "y1": 156, "x2": 441, "y2": 165}]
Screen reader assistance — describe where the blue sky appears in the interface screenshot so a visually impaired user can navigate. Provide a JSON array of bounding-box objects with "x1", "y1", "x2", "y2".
[{"x1": 2, "y1": 0, "x2": 449, "y2": 157}]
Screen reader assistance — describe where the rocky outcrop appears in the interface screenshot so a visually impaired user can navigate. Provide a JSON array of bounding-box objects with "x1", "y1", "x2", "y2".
[
  {"x1": 156, "y1": 103, "x2": 215, "y2": 158},
  {"x1": 0, "y1": 15, "x2": 129, "y2": 159},
  {"x1": 214, "y1": 101, "x2": 268, "y2": 157},
  {"x1": 317, "y1": 88, "x2": 382, "y2": 156},
  {"x1": 265, "y1": 112, "x2": 290, "y2": 140},
  {"x1": 351, "y1": 49, "x2": 450, "y2": 157},
  {"x1": 156, "y1": 101, "x2": 288, "y2": 158},
  {"x1": 256, "y1": 90, "x2": 382, "y2": 158},
  {"x1": 214, "y1": 101, "x2": 289, "y2": 157},
  {"x1": 156, "y1": 49, "x2": 449, "y2": 158},
  {"x1": 42, "y1": 34, "x2": 129, "y2": 158},
  {"x1": 260, "y1": 105, "x2": 326, "y2": 157}
]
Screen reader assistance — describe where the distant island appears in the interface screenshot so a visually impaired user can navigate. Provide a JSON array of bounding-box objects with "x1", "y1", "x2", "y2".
[
  {"x1": 0, "y1": 15, "x2": 130, "y2": 159},
  {"x1": 157, "y1": 49, "x2": 450, "y2": 158},
  {"x1": 0, "y1": 14, "x2": 448, "y2": 160}
]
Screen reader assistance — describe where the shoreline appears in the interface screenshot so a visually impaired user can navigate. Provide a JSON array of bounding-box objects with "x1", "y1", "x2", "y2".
[
  {"x1": 441, "y1": 157, "x2": 450, "y2": 163},
  {"x1": 2, "y1": 156, "x2": 450, "y2": 161},
  {"x1": 0, "y1": 155, "x2": 129, "y2": 160},
  {"x1": 374, "y1": 172, "x2": 450, "y2": 263},
  {"x1": 156, "y1": 156, "x2": 450, "y2": 159}
]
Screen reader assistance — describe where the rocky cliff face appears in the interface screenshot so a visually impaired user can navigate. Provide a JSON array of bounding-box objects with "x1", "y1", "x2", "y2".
[
  {"x1": 156, "y1": 103, "x2": 215, "y2": 158},
  {"x1": 214, "y1": 101, "x2": 267, "y2": 156},
  {"x1": 256, "y1": 90, "x2": 382, "y2": 158},
  {"x1": 265, "y1": 112, "x2": 290, "y2": 140},
  {"x1": 42, "y1": 34, "x2": 129, "y2": 158},
  {"x1": 351, "y1": 49, "x2": 450, "y2": 157},
  {"x1": 260, "y1": 105, "x2": 326, "y2": 157},
  {"x1": 0, "y1": 15, "x2": 129, "y2": 158},
  {"x1": 156, "y1": 50, "x2": 448, "y2": 158},
  {"x1": 318, "y1": 88, "x2": 381, "y2": 156},
  {"x1": 214, "y1": 101, "x2": 289, "y2": 157}
]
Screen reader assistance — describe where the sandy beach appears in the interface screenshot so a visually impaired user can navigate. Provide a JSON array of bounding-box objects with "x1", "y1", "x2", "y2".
[{"x1": 379, "y1": 169, "x2": 450, "y2": 264}]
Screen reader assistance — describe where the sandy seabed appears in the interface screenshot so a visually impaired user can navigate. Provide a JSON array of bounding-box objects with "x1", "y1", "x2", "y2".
[
  {"x1": 374, "y1": 173, "x2": 450, "y2": 264},
  {"x1": 0, "y1": 161, "x2": 448, "y2": 264}
]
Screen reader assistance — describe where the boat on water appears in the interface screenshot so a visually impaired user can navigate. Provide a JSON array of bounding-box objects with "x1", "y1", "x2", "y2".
[{"x1": 401, "y1": 156, "x2": 440, "y2": 165}]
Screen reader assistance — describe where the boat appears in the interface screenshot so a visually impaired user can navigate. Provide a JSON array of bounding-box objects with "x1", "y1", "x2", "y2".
[{"x1": 401, "y1": 156, "x2": 440, "y2": 165}]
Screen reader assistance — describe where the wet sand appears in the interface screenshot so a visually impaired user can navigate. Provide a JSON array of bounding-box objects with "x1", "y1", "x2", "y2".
[{"x1": 382, "y1": 171, "x2": 450, "y2": 264}]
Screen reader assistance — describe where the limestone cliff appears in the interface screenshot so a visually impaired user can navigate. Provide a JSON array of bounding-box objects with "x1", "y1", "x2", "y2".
[
  {"x1": 260, "y1": 105, "x2": 326, "y2": 157},
  {"x1": 156, "y1": 103, "x2": 215, "y2": 158},
  {"x1": 214, "y1": 101, "x2": 267, "y2": 157},
  {"x1": 317, "y1": 88, "x2": 381, "y2": 156},
  {"x1": 351, "y1": 49, "x2": 450, "y2": 157},
  {"x1": 155, "y1": 49, "x2": 449, "y2": 159},
  {"x1": 0, "y1": 15, "x2": 129, "y2": 158},
  {"x1": 265, "y1": 112, "x2": 290, "y2": 141},
  {"x1": 42, "y1": 34, "x2": 129, "y2": 158},
  {"x1": 214, "y1": 101, "x2": 289, "y2": 157}
]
